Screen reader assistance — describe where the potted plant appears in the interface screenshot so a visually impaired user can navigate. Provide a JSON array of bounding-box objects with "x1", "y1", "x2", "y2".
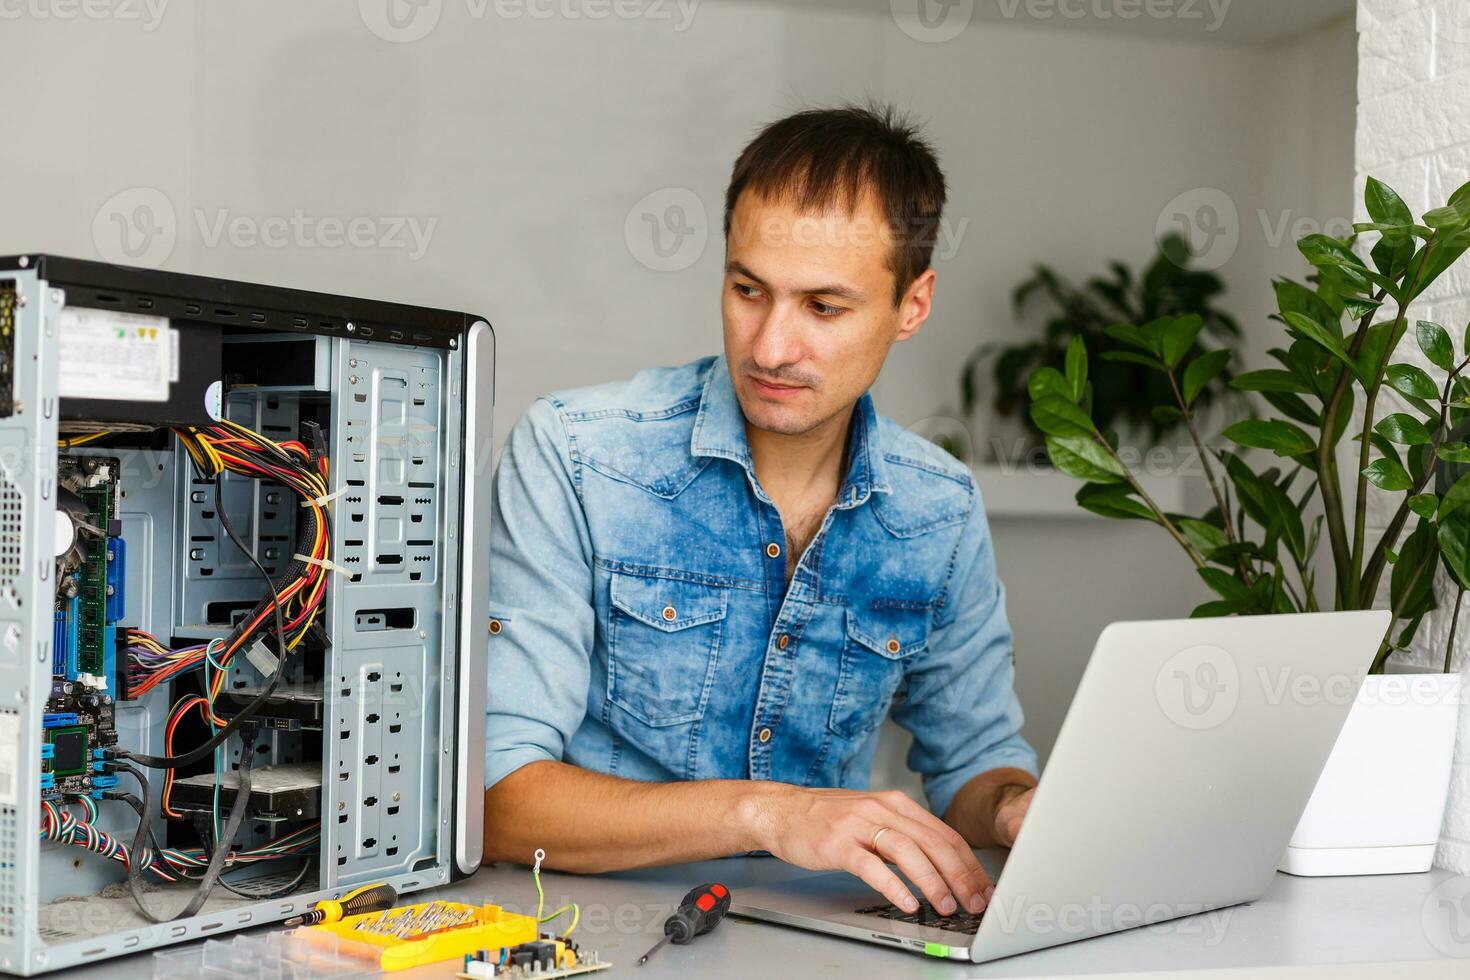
[
  {"x1": 1027, "y1": 177, "x2": 1468, "y2": 876},
  {"x1": 962, "y1": 232, "x2": 1241, "y2": 463}
]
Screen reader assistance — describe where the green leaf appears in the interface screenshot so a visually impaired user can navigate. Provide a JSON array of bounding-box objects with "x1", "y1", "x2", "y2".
[
  {"x1": 1191, "y1": 598, "x2": 1250, "y2": 618},
  {"x1": 1029, "y1": 395, "x2": 1094, "y2": 439},
  {"x1": 1440, "y1": 472, "x2": 1470, "y2": 519},
  {"x1": 1274, "y1": 278, "x2": 1341, "y2": 329},
  {"x1": 1363, "y1": 457, "x2": 1414, "y2": 491},
  {"x1": 1438, "y1": 443, "x2": 1470, "y2": 464},
  {"x1": 1392, "y1": 519, "x2": 1438, "y2": 622},
  {"x1": 1343, "y1": 296, "x2": 1384, "y2": 321},
  {"x1": 1365, "y1": 431, "x2": 1402, "y2": 468},
  {"x1": 1138, "y1": 316, "x2": 1174, "y2": 359},
  {"x1": 1408, "y1": 493, "x2": 1439, "y2": 519},
  {"x1": 1064, "y1": 335, "x2": 1087, "y2": 402},
  {"x1": 1374, "y1": 412, "x2": 1432, "y2": 446},
  {"x1": 1151, "y1": 405, "x2": 1183, "y2": 425},
  {"x1": 1099, "y1": 350, "x2": 1166, "y2": 371},
  {"x1": 1198, "y1": 566, "x2": 1250, "y2": 601},
  {"x1": 1045, "y1": 435, "x2": 1125, "y2": 483},
  {"x1": 1282, "y1": 311, "x2": 1359, "y2": 379},
  {"x1": 1075, "y1": 483, "x2": 1156, "y2": 521},
  {"x1": 1224, "y1": 419, "x2": 1316, "y2": 457},
  {"x1": 1440, "y1": 512, "x2": 1470, "y2": 592},
  {"x1": 1262, "y1": 390, "x2": 1321, "y2": 428},
  {"x1": 1160, "y1": 314, "x2": 1205, "y2": 368},
  {"x1": 1177, "y1": 518, "x2": 1229, "y2": 560},
  {"x1": 1386, "y1": 363, "x2": 1439, "y2": 400},
  {"x1": 1230, "y1": 369, "x2": 1308, "y2": 394},
  {"x1": 1182, "y1": 349, "x2": 1231, "y2": 405},
  {"x1": 1354, "y1": 322, "x2": 1396, "y2": 385},
  {"x1": 1365, "y1": 176, "x2": 1414, "y2": 228},
  {"x1": 1026, "y1": 366, "x2": 1072, "y2": 405},
  {"x1": 1103, "y1": 322, "x2": 1150, "y2": 351},
  {"x1": 1418, "y1": 320, "x2": 1455, "y2": 372}
]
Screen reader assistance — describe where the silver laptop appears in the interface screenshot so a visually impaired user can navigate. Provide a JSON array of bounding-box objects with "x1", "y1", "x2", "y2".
[{"x1": 731, "y1": 610, "x2": 1390, "y2": 963}]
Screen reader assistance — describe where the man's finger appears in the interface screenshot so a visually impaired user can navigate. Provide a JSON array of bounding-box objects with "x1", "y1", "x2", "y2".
[
  {"x1": 849, "y1": 849, "x2": 918, "y2": 913},
  {"x1": 871, "y1": 827, "x2": 957, "y2": 915},
  {"x1": 889, "y1": 814, "x2": 991, "y2": 913}
]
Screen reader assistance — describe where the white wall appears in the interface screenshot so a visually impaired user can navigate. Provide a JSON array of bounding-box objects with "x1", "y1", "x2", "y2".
[
  {"x1": 1354, "y1": 0, "x2": 1470, "y2": 874},
  {"x1": 0, "y1": 1, "x2": 1354, "y2": 794}
]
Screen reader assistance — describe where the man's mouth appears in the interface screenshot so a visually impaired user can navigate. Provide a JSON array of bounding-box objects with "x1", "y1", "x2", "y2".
[{"x1": 749, "y1": 376, "x2": 808, "y2": 399}]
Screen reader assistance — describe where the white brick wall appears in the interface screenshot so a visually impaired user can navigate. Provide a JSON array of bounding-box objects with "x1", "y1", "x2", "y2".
[{"x1": 1357, "y1": 0, "x2": 1470, "y2": 873}]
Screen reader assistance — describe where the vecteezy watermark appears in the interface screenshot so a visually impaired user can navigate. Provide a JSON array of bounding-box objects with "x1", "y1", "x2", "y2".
[
  {"x1": 1422, "y1": 874, "x2": 1470, "y2": 958},
  {"x1": 92, "y1": 187, "x2": 178, "y2": 269},
  {"x1": 358, "y1": 0, "x2": 698, "y2": 42},
  {"x1": 1155, "y1": 644, "x2": 1239, "y2": 729},
  {"x1": 91, "y1": 188, "x2": 439, "y2": 265},
  {"x1": 194, "y1": 209, "x2": 437, "y2": 261},
  {"x1": 994, "y1": 0, "x2": 1231, "y2": 30},
  {"x1": 1155, "y1": 187, "x2": 1239, "y2": 271},
  {"x1": 624, "y1": 188, "x2": 708, "y2": 272},
  {"x1": 985, "y1": 894, "x2": 1233, "y2": 944},
  {"x1": 0, "y1": 0, "x2": 169, "y2": 30},
  {"x1": 890, "y1": 0, "x2": 974, "y2": 43}
]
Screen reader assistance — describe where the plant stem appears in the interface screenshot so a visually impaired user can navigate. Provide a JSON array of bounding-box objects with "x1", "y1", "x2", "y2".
[
  {"x1": 1316, "y1": 289, "x2": 1393, "y2": 608},
  {"x1": 1166, "y1": 369, "x2": 1248, "y2": 581},
  {"x1": 1372, "y1": 545, "x2": 1437, "y2": 673},
  {"x1": 1096, "y1": 433, "x2": 1207, "y2": 568},
  {"x1": 1445, "y1": 588, "x2": 1464, "y2": 674},
  {"x1": 1361, "y1": 354, "x2": 1470, "y2": 600}
]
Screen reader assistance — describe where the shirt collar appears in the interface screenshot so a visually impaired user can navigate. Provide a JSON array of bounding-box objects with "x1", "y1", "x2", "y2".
[{"x1": 690, "y1": 356, "x2": 892, "y2": 507}]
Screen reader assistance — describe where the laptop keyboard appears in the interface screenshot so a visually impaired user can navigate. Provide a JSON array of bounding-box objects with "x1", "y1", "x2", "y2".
[{"x1": 854, "y1": 902, "x2": 985, "y2": 934}]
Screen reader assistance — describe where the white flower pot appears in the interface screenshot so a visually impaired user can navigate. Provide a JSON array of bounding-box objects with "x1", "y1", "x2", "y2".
[{"x1": 1279, "y1": 672, "x2": 1462, "y2": 876}]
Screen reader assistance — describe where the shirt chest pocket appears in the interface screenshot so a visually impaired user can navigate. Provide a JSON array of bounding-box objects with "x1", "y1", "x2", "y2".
[
  {"x1": 828, "y1": 604, "x2": 930, "y2": 740},
  {"x1": 607, "y1": 571, "x2": 729, "y2": 727}
]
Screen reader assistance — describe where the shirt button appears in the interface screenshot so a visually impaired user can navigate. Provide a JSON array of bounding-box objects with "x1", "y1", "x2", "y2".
[
  {"x1": 662, "y1": 605, "x2": 677, "y2": 621},
  {"x1": 885, "y1": 637, "x2": 900, "y2": 654},
  {"x1": 488, "y1": 619, "x2": 502, "y2": 635},
  {"x1": 777, "y1": 634, "x2": 790, "y2": 651},
  {"x1": 765, "y1": 542, "x2": 781, "y2": 559},
  {"x1": 758, "y1": 727, "x2": 772, "y2": 743}
]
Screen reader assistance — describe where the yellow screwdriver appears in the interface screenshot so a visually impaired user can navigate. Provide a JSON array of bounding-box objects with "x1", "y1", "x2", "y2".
[{"x1": 283, "y1": 882, "x2": 399, "y2": 927}]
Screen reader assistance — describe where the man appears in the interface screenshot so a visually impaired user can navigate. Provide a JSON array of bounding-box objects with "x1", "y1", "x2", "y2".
[{"x1": 483, "y1": 104, "x2": 1037, "y2": 919}]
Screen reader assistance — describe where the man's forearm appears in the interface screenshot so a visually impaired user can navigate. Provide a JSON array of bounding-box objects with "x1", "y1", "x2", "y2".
[
  {"x1": 483, "y1": 760, "x2": 779, "y2": 872},
  {"x1": 943, "y1": 767, "x2": 1037, "y2": 848}
]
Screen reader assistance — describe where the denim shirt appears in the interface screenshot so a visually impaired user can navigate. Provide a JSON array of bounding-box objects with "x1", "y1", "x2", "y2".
[{"x1": 484, "y1": 356, "x2": 1036, "y2": 818}]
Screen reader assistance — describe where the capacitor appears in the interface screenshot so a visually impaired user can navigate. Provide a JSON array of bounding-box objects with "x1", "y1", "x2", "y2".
[{"x1": 53, "y1": 510, "x2": 75, "y2": 558}]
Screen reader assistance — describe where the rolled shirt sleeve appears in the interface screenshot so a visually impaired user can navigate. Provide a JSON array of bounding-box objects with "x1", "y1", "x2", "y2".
[
  {"x1": 484, "y1": 397, "x2": 596, "y2": 789},
  {"x1": 892, "y1": 489, "x2": 1037, "y2": 818}
]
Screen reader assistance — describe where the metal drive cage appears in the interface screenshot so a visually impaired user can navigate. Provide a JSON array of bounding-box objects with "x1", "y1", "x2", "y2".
[{"x1": 0, "y1": 255, "x2": 495, "y2": 974}]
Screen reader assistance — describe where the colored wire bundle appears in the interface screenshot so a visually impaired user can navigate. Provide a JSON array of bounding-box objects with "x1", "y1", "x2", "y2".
[
  {"x1": 39, "y1": 796, "x2": 319, "y2": 881},
  {"x1": 125, "y1": 418, "x2": 332, "y2": 700}
]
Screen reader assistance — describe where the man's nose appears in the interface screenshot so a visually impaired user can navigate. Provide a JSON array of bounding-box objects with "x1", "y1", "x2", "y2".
[{"x1": 751, "y1": 304, "x2": 803, "y2": 369}]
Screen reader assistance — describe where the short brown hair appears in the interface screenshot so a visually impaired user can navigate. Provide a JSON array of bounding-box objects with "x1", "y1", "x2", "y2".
[{"x1": 723, "y1": 102, "x2": 947, "y2": 307}]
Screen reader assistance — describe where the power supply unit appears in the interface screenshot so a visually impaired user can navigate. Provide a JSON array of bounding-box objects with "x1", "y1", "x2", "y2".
[{"x1": 0, "y1": 255, "x2": 496, "y2": 974}]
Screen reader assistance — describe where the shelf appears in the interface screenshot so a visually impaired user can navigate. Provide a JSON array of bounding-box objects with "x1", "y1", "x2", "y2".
[{"x1": 972, "y1": 463, "x2": 1196, "y2": 519}]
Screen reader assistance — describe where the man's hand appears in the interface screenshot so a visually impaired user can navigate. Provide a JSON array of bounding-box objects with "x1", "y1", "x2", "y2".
[
  {"x1": 992, "y1": 784, "x2": 1034, "y2": 847},
  {"x1": 740, "y1": 785, "x2": 993, "y2": 916}
]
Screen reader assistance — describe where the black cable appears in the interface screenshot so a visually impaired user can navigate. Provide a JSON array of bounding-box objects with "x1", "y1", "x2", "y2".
[
  {"x1": 122, "y1": 726, "x2": 259, "y2": 923},
  {"x1": 118, "y1": 475, "x2": 297, "y2": 770},
  {"x1": 217, "y1": 856, "x2": 316, "y2": 901}
]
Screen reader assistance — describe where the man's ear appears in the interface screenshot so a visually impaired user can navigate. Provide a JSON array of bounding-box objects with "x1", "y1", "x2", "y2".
[{"x1": 895, "y1": 267, "x2": 936, "y2": 343}]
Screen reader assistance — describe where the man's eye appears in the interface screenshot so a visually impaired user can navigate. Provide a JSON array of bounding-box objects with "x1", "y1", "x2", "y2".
[
  {"x1": 733, "y1": 283, "x2": 762, "y2": 299},
  {"x1": 811, "y1": 301, "x2": 844, "y2": 317}
]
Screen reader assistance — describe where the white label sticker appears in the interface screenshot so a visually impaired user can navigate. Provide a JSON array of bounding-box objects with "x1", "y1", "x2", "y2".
[
  {"x1": 0, "y1": 711, "x2": 17, "y2": 807},
  {"x1": 59, "y1": 308, "x2": 173, "y2": 402}
]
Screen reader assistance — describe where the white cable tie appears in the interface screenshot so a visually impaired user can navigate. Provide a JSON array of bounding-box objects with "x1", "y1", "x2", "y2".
[
  {"x1": 293, "y1": 552, "x2": 353, "y2": 577},
  {"x1": 299, "y1": 486, "x2": 347, "y2": 509}
]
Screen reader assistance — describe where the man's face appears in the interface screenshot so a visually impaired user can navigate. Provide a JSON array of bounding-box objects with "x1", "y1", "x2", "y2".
[{"x1": 721, "y1": 188, "x2": 934, "y2": 437}]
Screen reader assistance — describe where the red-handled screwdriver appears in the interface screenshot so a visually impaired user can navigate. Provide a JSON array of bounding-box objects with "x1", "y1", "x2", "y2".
[{"x1": 636, "y1": 882, "x2": 730, "y2": 966}]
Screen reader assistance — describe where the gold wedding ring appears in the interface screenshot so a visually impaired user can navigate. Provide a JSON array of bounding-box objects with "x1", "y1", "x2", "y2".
[{"x1": 871, "y1": 826, "x2": 891, "y2": 851}]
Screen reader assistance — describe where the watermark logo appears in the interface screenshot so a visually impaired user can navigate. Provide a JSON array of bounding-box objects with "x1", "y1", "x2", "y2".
[
  {"x1": 890, "y1": 0, "x2": 974, "y2": 43},
  {"x1": 992, "y1": 0, "x2": 1231, "y2": 31},
  {"x1": 1156, "y1": 186, "x2": 1238, "y2": 271},
  {"x1": 1155, "y1": 643, "x2": 1238, "y2": 729},
  {"x1": 624, "y1": 187, "x2": 707, "y2": 272},
  {"x1": 92, "y1": 186, "x2": 177, "y2": 269},
  {"x1": 1422, "y1": 874, "x2": 1470, "y2": 957},
  {"x1": 359, "y1": 0, "x2": 443, "y2": 42},
  {"x1": 194, "y1": 209, "x2": 437, "y2": 260},
  {"x1": 0, "y1": 0, "x2": 170, "y2": 30}
]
